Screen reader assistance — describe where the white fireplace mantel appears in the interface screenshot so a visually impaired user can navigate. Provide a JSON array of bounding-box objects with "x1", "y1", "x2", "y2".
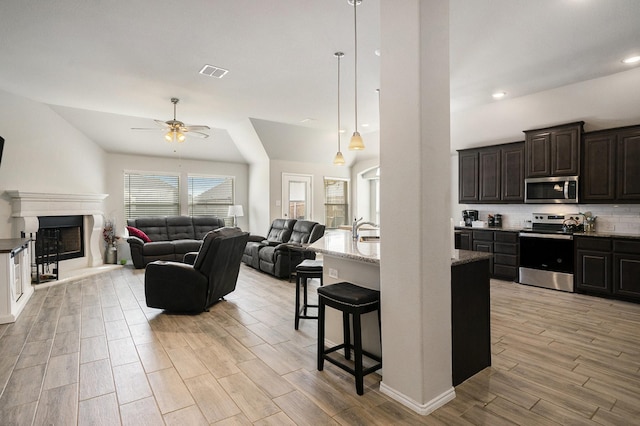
[
  {"x1": 6, "y1": 191, "x2": 109, "y2": 267},
  {"x1": 6, "y1": 191, "x2": 108, "y2": 218}
]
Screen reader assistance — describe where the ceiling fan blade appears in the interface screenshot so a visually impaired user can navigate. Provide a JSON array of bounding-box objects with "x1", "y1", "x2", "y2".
[
  {"x1": 154, "y1": 119, "x2": 170, "y2": 128},
  {"x1": 131, "y1": 127, "x2": 163, "y2": 131},
  {"x1": 182, "y1": 125, "x2": 210, "y2": 132},
  {"x1": 185, "y1": 131, "x2": 210, "y2": 139}
]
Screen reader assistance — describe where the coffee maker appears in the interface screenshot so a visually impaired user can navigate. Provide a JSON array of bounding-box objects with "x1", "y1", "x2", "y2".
[{"x1": 462, "y1": 210, "x2": 478, "y2": 227}]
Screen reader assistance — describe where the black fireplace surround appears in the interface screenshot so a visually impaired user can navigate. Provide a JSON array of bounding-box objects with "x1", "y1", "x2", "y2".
[{"x1": 37, "y1": 215, "x2": 85, "y2": 261}]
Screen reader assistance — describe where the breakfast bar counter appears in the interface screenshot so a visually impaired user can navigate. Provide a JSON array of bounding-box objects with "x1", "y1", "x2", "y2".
[{"x1": 308, "y1": 230, "x2": 492, "y2": 385}]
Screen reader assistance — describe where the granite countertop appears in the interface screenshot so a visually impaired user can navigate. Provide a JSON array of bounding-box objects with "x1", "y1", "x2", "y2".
[
  {"x1": 309, "y1": 230, "x2": 494, "y2": 267},
  {"x1": 309, "y1": 229, "x2": 380, "y2": 264},
  {"x1": 451, "y1": 249, "x2": 493, "y2": 267},
  {"x1": 456, "y1": 226, "x2": 640, "y2": 240}
]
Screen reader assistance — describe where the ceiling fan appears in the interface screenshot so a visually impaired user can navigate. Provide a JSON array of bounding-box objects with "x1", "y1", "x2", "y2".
[{"x1": 132, "y1": 98, "x2": 210, "y2": 143}]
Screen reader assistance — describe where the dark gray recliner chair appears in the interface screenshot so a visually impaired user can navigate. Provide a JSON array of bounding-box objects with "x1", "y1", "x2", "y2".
[
  {"x1": 144, "y1": 227, "x2": 249, "y2": 313},
  {"x1": 257, "y1": 220, "x2": 325, "y2": 278},
  {"x1": 242, "y1": 219, "x2": 297, "y2": 270}
]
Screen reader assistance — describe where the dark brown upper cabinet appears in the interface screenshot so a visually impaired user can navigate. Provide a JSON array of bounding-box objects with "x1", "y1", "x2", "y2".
[
  {"x1": 458, "y1": 150, "x2": 479, "y2": 202},
  {"x1": 616, "y1": 127, "x2": 640, "y2": 200},
  {"x1": 581, "y1": 124, "x2": 640, "y2": 203},
  {"x1": 458, "y1": 142, "x2": 524, "y2": 204},
  {"x1": 501, "y1": 143, "x2": 525, "y2": 201},
  {"x1": 524, "y1": 122, "x2": 584, "y2": 178},
  {"x1": 582, "y1": 130, "x2": 617, "y2": 201},
  {"x1": 478, "y1": 148, "x2": 501, "y2": 202}
]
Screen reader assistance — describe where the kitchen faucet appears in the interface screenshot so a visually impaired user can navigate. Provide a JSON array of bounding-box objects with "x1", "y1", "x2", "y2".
[{"x1": 352, "y1": 217, "x2": 378, "y2": 240}]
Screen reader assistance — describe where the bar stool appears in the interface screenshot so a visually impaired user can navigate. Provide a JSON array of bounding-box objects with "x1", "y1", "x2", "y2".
[
  {"x1": 295, "y1": 259, "x2": 323, "y2": 330},
  {"x1": 317, "y1": 282, "x2": 382, "y2": 395}
]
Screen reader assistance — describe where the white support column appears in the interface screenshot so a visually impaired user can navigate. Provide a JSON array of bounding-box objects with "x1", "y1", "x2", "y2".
[{"x1": 379, "y1": 0, "x2": 453, "y2": 415}]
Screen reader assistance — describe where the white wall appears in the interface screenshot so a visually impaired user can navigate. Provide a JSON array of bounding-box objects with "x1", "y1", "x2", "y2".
[
  {"x1": 104, "y1": 153, "x2": 249, "y2": 239},
  {"x1": 0, "y1": 89, "x2": 107, "y2": 238},
  {"x1": 268, "y1": 159, "x2": 351, "y2": 228},
  {"x1": 450, "y1": 67, "x2": 640, "y2": 225},
  {"x1": 351, "y1": 157, "x2": 380, "y2": 223}
]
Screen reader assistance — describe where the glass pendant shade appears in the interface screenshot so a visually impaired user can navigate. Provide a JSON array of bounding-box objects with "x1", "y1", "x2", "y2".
[
  {"x1": 349, "y1": 131, "x2": 365, "y2": 150},
  {"x1": 333, "y1": 151, "x2": 345, "y2": 165}
]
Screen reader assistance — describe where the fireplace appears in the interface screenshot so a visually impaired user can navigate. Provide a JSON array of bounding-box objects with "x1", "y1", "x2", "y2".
[
  {"x1": 37, "y1": 215, "x2": 85, "y2": 261},
  {"x1": 7, "y1": 191, "x2": 109, "y2": 281}
]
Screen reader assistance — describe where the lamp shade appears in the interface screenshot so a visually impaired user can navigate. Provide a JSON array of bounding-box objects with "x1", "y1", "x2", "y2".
[
  {"x1": 348, "y1": 131, "x2": 365, "y2": 150},
  {"x1": 333, "y1": 151, "x2": 345, "y2": 165},
  {"x1": 228, "y1": 205, "x2": 244, "y2": 217}
]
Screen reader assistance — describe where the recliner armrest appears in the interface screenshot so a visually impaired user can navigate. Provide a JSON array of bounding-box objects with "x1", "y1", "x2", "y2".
[
  {"x1": 126, "y1": 236, "x2": 144, "y2": 246},
  {"x1": 274, "y1": 242, "x2": 304, "y2": 252},
  {"x1": 247, "y1": 235, "x2": 266, "y2": 243},
  {"x1": 183, "y1": 252, "x2": 198, "y2": 265}
]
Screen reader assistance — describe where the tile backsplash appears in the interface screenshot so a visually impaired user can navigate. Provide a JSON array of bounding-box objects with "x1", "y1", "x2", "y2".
[{"x1": 457, "y1": 204, "x2": 640, "y2": 235}]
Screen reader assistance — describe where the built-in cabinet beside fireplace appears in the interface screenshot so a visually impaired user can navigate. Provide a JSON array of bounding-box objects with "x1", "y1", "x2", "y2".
[{"x1": 0, "y1": 238, "x2": 33, "y2": 324}]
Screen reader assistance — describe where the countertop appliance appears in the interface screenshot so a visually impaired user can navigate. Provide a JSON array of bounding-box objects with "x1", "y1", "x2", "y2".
[
  {"x1": 462, "y1": 210, "x2": 478, "y2": 227},
  {"x1": 518, "y1": 213, "x2": 584, "y2": 292},
  {"x1": 525, "y1": 176, "x2": 579, "y2": 204}
]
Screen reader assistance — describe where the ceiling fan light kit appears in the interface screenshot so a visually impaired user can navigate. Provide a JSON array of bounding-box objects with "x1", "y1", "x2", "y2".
[{"x1": 132, "y1": 97, "x2": 210, "y2": 143}]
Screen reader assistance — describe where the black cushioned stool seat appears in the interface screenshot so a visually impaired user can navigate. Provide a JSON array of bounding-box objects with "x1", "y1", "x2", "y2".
[
  {"x1": 317, "y1": 282, "x2": 382, "y2": 395},
  {"x1": 295, "y1": 259, "x2": 323, "y2": 330}
]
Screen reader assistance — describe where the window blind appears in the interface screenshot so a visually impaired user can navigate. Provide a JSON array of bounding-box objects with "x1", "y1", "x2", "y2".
[
  {"x1": 188, "y1": 175, "x2": 234, "y2": 219},
  {"x1": 324, "y1": 178, "x2": 348, "y2": 228},
  {"x1": 124, "y1": 172, "x2": 180, "y2": 219}
]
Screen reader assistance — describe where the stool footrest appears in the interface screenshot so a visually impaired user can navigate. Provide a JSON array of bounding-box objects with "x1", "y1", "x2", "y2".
[{"x1": 323, "y1": 353, "x2": 382, "y2": 378}]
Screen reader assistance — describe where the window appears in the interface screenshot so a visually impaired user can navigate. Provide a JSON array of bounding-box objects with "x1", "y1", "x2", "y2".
[
  {"x1": 124, "y1": 172, "x2": 180, "y2": 219},
  {"x1": 324, "y1": 178, "x2": 349, "y2": 228},
  {"x1": 188, "y1": 175, "x2": 234, "y2": 220}
]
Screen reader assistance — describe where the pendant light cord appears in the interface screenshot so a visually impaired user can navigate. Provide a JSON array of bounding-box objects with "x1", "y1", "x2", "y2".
[
  {"x1": 353, "y1": 0, "x2": 358, "y2": 131},
  {"x1": 337, "y1": 53, "x2": 342, "y2": 150}
]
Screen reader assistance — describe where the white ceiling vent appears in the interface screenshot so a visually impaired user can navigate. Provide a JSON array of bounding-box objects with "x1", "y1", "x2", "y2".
[{"x1": 199, "y1": 64, "x2": 229, "y2": 78}]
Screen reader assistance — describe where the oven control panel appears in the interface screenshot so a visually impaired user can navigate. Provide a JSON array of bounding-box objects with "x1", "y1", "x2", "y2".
[{"x1": 531, "y1": 213, "x2": 584, "y2": 226}]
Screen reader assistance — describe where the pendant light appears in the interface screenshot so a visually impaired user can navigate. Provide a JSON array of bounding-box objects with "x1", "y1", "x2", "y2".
[
  {"x1": 348, "y1": 0, "x2": 365, "y2": 151},
  {"x1": 334, "y1": 52, "x2": 346, "y2": 165}
]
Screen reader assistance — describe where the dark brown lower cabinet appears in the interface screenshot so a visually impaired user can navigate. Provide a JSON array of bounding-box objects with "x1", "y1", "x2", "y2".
[
  {"x1": 472, "y1": 231, "x2": 494, "y2": 274},
  {"x1": 613, "y1": 240, "x2": 640, "y2": 301},
  {"x1": 455, "y1": 230, "x2": 473, "y2": 251},
  {"x1": 576, "y1": 236, "x2": 640, "y2": 303},
  {"x1": 493, "y1": 231, "x2": 519, "y2": 281}
]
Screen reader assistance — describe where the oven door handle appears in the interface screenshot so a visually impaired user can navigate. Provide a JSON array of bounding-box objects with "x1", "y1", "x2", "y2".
[{"x1": 519, "y1": 232, "x2": 573, "y2": 240}]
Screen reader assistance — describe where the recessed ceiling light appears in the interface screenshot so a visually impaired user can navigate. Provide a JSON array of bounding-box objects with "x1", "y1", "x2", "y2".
[
  {"x1": 492, "y1": 91, "x2": 507, "y2": 99},
  {"x1": 361, "y1": 123, "x2": 369, "y2": 127},
  {"x1": 622, "y1": 55, "x2": 640, "y2": 64},
  {"x1": 374, "y1": 49, "x2": 380, "y2": 57},
  {"x1": 300, "y1": 118, "x2": 315, "y2": 123},
  {"x1": 199, "y1": 64, "x2": 229, "y2": 78}
]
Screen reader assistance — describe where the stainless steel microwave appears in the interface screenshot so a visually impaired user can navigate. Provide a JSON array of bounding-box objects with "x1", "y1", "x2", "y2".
[{"x1": 524, "y1": 176, "x2": 579, "y2": 204}]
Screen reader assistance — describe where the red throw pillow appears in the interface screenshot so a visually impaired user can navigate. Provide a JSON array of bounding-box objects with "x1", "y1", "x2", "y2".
[{"x1": 126, "y1": 226, "x2": 151, "y2": 243}]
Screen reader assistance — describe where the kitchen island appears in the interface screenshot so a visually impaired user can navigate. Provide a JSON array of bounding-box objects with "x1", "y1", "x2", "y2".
[{"x1": 308, "y1": 229, "x2": 492, "y2": 385}]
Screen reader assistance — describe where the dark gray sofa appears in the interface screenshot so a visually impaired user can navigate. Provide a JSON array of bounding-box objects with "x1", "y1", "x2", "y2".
[
  {"x1": 126, "y1": 216, "x2": 225, "y2": 269},
  {"x1": 242, "y1": 219, "x2": 325, "y2": 278}
]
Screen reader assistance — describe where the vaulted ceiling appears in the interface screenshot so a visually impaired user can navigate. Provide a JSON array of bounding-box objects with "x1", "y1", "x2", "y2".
[{"x1": 1, "y1": 0, "x2": 639, "y2": 164}]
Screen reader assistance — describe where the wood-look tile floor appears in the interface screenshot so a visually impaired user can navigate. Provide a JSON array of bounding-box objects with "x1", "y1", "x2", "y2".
[{"x1": 1, "y1": 265, "x2": 639, "y2": 425}]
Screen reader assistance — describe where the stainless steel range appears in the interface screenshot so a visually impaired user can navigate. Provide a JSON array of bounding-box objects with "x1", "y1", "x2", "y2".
[{"x1": 519, "y1": 213, "x2": 584, "y2": 292}]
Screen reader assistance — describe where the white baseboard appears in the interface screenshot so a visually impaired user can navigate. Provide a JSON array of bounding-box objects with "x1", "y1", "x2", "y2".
[{"x1": 379, "y1": 381, "x2": 456, "y2": 416}]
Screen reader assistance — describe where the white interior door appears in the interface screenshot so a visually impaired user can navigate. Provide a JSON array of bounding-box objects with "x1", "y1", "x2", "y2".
[{"x1": 282, "y1": 173, "x2": 312, "y2": 220}]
